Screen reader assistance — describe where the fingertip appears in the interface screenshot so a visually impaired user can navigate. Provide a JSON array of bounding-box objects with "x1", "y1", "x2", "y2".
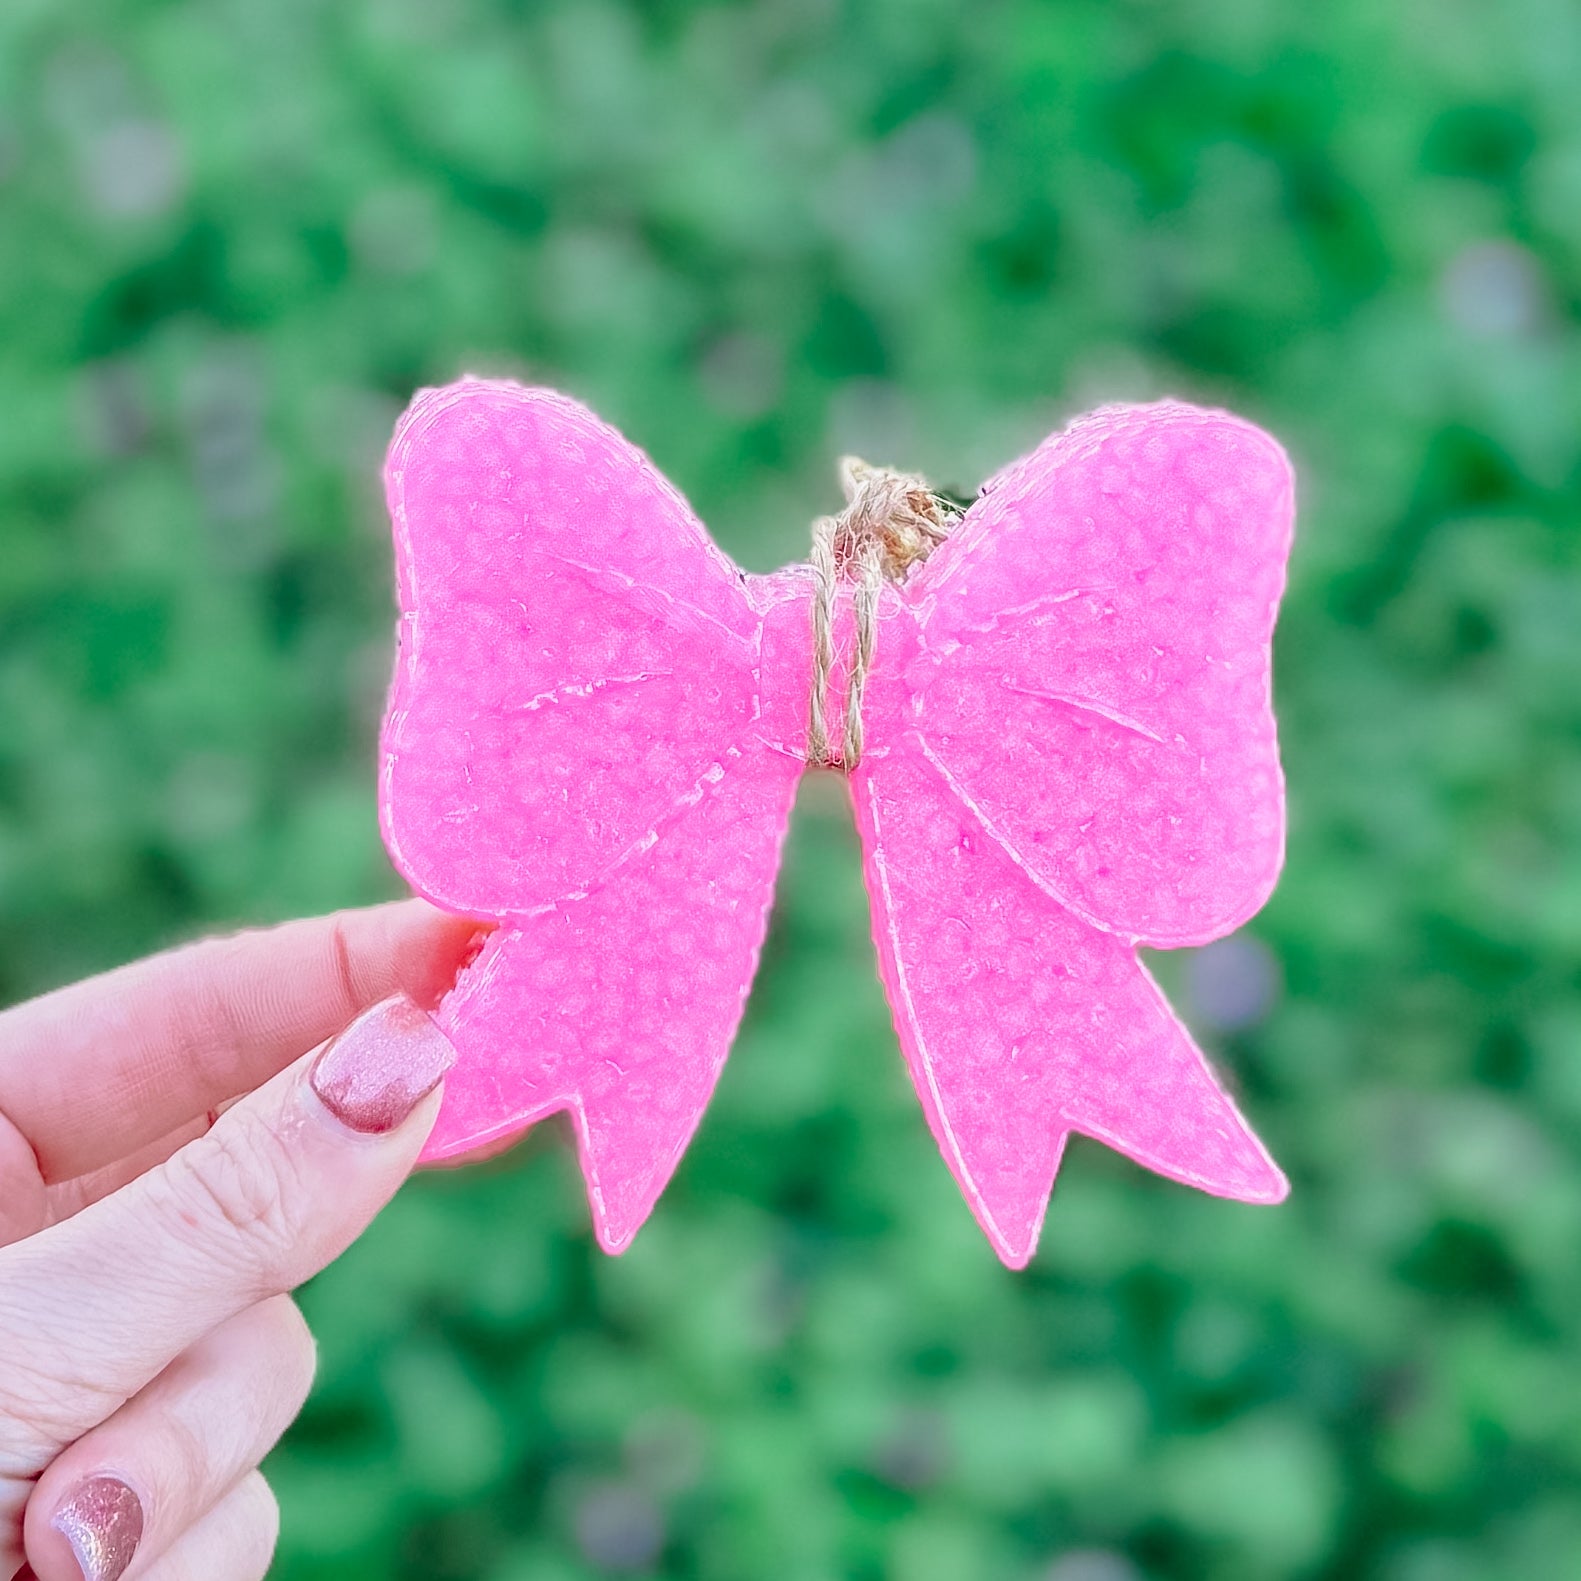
[
  {"x1": 38, "y1": 1475, "x2": 144, "y2": 1581},
  {"x1": 378, "y1": 901, "x2": 494, "y2": 1010}
]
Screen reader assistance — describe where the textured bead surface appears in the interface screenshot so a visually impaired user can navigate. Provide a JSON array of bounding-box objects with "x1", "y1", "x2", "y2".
[{"x1": 380, "y1": 380, "x2": 1293, "y2": 1264}]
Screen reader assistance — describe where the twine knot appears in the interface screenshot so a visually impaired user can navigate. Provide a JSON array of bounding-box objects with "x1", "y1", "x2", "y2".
[{"x1": 807, "y1": 457, "x2": 959, "y2": 771}]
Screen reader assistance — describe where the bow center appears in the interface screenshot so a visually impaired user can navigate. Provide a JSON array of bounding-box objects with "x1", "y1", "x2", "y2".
[
  {"x1": 829, "y1": 456, "x2": 957, "y2": 581},
  {"x1": 806, "y1": 457, "x2": 960, "y2": 771}
]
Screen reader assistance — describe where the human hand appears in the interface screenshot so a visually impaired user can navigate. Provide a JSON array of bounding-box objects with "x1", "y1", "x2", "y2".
[{"x1": 0, "y1": 901, "x2": 479, "y2": 1581}]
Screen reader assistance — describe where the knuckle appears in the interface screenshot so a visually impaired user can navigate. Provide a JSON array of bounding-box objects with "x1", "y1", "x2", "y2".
[
  {"x1": 142, "y1": 1475, "x2": 280, "y2": 1581},
  {"x1": 0, "y1": 1268, "x2": 125, "y2": 1467},
  {"x1": 162, "y1": 1403, "x2": 214, "y2": 1508},
  {"x1": 164, "y1": 934, "x2": 260, "y2": 1082},
  {"x1": 266, "y1": 1295, "x2": 319, "y2": 1409},
  {"x1": 154, "y1": 1110, "x2": 308, "y2": 1285},
  {"x1": 237, "y1": 1472, "x2": 281, "y2": 1578},
  {"x1": 324, "y1": 911, "x2": 365, "y2": 1022},
  {"x1": 0, "y1": 1356, "x2": 98, "y2": 1472}
]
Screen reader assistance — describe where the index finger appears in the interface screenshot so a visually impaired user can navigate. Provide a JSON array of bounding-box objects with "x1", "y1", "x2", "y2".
[{"x1": 0, "y1": 900, "x2": 480, "y2": 1186}]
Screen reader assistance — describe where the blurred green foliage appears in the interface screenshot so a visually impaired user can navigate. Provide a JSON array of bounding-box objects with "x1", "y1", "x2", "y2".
[{"x1": 3, "y1": 1, "x2": 1581, "y2": 1577}]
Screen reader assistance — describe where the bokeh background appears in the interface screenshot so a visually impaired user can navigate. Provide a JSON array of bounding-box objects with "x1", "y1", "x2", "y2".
[{"x1": 4, "y1": 2, "x2": 1581, "y2": 1577}]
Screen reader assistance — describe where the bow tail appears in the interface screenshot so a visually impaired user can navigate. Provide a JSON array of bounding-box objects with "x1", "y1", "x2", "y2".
[
  {"x1": 422, "y1": 751, "x2": 802, "y2": 1252},
  {"x1": 855, "y1": 750, "x2": 1286, "y2": 1269}
]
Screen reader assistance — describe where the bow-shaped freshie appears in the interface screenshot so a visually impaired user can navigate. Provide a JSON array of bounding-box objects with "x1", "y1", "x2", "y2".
[{"x1": 380, "y1": 379, "x2": 1294, "y2": 1267}]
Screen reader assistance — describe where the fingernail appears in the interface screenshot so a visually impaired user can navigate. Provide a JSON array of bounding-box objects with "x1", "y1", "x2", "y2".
[
  {"x1": 310, "y1": 995, "x2": 456, "y2": 1135},
  {"x1": 52, "y1": 1476, "x2": 143, "y2": 1581}
]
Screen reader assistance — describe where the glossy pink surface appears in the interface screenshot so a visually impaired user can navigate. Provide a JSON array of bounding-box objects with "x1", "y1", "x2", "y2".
[{"x1": 381, "y1": 380, "x2": 1293, "y2": 1264}]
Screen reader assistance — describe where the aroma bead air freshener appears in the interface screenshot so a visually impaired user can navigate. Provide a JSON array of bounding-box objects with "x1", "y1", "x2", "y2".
[{"x1": 379, "y1": 380, "x2": 1293, "y2": 1266}]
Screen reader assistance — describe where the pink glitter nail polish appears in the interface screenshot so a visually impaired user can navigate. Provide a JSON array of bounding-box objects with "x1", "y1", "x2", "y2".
[
  {"x1": 52, "y1": 1476, "x2": 143, "y2": 1581},
  {"x1": 310, "y1": 995, "x2": 456, "y2": 1135}
]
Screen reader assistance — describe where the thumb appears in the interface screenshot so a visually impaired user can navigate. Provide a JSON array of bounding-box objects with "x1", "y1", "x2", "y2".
[{"x1": 0, "y1": 995, "x2": 454, "y2": 1450}]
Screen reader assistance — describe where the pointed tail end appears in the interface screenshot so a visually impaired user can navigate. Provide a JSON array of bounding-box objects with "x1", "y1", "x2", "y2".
[
  {"x1": 953, "y1": 1108, "x2": 1288, "y2": 1271},
  {"x1": 1205, "y1": 1143, "x2": 1290, "y2": 1206},
  {"x1": 570, "y1": 1092, "x2": 702, "y2": 1257}
]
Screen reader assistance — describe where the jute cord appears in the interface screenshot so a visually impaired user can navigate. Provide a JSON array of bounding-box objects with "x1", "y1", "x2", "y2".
[{"x1": 806, "y1": 457, "x2": 959, "y2": 771}]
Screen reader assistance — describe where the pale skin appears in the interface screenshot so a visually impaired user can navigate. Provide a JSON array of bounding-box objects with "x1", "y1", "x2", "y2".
[{"x1": 0, "y1": 901, "x2": 482, "y2": 1581}]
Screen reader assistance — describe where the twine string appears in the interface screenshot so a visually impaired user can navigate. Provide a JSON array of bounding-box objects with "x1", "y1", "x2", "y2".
[{"x1": 806, "y1": 457, "x2": 958, "y2": 771}]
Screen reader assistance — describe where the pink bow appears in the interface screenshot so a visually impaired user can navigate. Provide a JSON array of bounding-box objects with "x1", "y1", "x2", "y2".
[{"x1": 380, "y1": 379, "x2": 1293, "y2": 1267}]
